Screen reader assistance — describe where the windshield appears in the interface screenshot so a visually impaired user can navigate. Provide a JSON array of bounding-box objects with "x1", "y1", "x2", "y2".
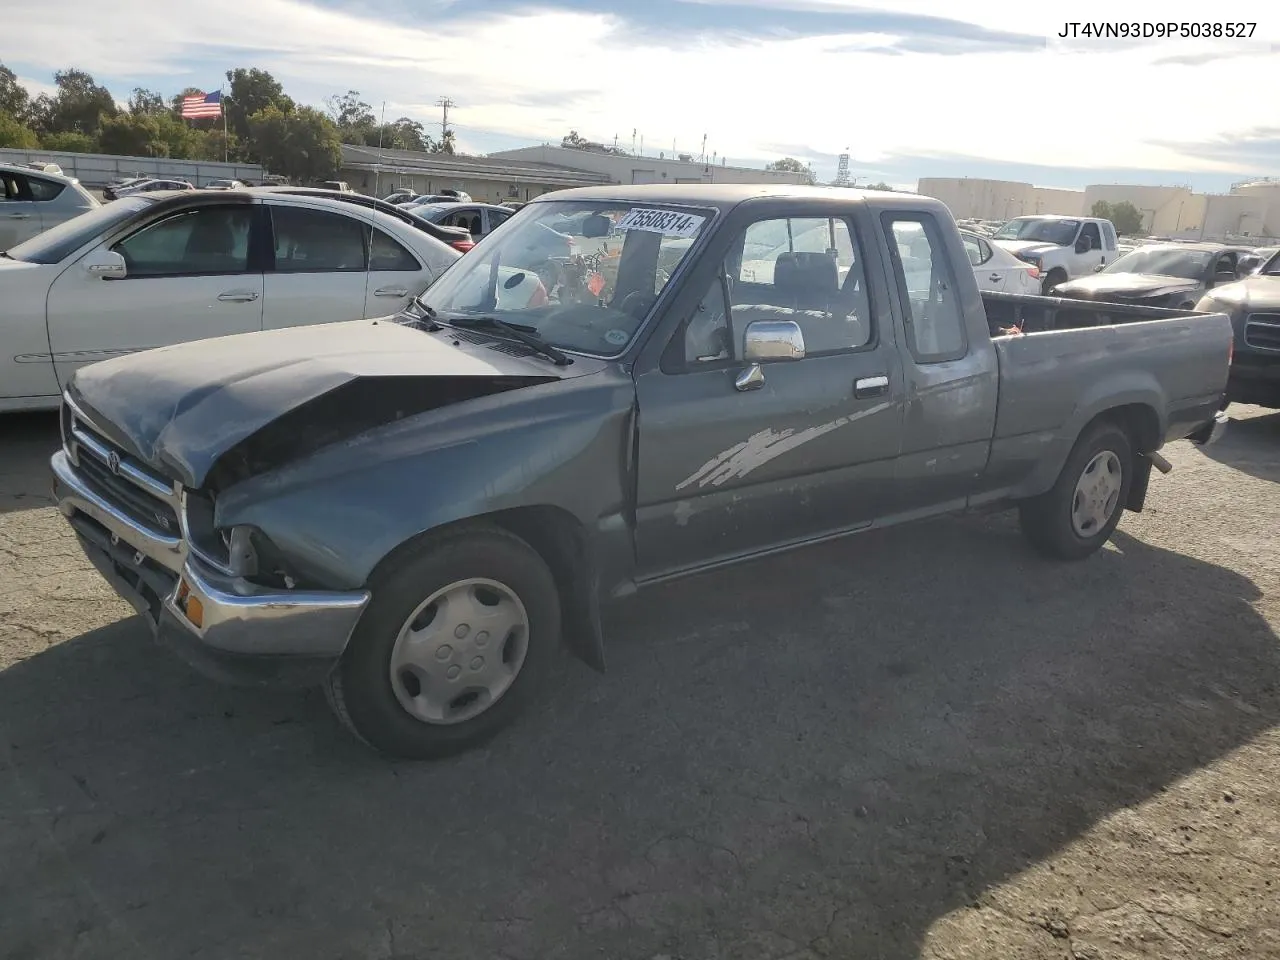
[
  {"x1": 7, "y1": 196, "x2": 151, "y2": 263},
  {"x1": 1262, "y1": 250, "x2": 1280, "y2": 275},
  {"x1": 993, "y1": 218, "x2": 1080, "y2": 245},
  {"x1": 1102, "y1": 248, "x2": 1211, "y2": 279},
  {"x1": 415, "y1": 199, "x2": 712, "y2": 356}
]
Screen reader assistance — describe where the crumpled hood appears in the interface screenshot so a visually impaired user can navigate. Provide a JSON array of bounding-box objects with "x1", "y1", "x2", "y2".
[
  {"x1": 1197, "y1": 274, "x2": 1280, "y2": 311},
  {"x1": 1055, "y1": 272, "x2": 1202, "y2": 300},
  {"x1": 993, "y1": 240, "x2": 1061, "y2": 258},
  {"x1": 69, "y1": 319, "x2": 581, "y2": 488}
]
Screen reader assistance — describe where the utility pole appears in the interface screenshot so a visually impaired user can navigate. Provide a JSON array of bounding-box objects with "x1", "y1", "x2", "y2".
[{"x1": 436, "y1": 96, "x2": 455, "y2": 146}]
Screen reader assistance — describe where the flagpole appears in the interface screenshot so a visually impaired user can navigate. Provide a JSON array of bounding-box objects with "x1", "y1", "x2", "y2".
[{"x1": 222, "y1": 84, "x2": 229, "y2": 164}]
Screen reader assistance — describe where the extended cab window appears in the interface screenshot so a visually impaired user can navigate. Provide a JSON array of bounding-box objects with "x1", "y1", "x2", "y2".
[
  {"x1": 113, "y1": 206, "x2": 252, "y2": 277},
  {"x1": 883, "y1": 214, "x2": 967, "y2": 362}
]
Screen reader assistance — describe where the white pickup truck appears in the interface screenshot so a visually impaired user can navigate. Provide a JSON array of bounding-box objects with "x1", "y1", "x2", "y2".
[{"x1": 992, "y1": 215, "x2": 1118, "y2": 294}]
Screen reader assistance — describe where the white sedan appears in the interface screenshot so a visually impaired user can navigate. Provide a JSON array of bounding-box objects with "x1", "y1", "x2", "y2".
[
  {"x1": 960, "y1": 229, "x2": 1040, "y2": 294},
  {"x1": 1, "y1": 162, "x2": 99, "y2": 249},
  {"x1": 1, "y1": 190, "x2": 460, "y2": 413}
]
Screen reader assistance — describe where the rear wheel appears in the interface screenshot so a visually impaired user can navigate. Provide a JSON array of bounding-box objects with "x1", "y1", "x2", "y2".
[
  {"x1": 1019, "y1": 421, "x2": 1134, "y2": 560},
  {"x1": 324, "y1": 527, "x2": 560, "y2": 759}
]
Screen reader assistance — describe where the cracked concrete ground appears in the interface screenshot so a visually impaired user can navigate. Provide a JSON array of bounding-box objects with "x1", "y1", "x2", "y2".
[{"x1": 1, "y1": 406, "x2": 1278, "y2": 960}]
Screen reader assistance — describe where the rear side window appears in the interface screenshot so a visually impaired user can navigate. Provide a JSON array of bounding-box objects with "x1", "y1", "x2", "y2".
[
  {"x1": 27, "y1": 177, "x2": 66, "y2": 201},
  {"x1": 271, "y1": 207, "x2": 367, "y2": 272},
  {"x1": 370, "y1": 229, "x2": 419, "y2": 271},
  {"x1": 1101, "y1": 221, "x2": 1117, "y2": 248},
  {"x1": 882, "y1": 213, "x2": 968, "y2": 363},
  {"x1": 963, "y1": 234, "x2": 991, "y2": 266}
]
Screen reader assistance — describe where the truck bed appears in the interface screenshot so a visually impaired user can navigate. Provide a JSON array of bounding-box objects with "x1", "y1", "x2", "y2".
[{"x1": 976, "y1": 290, "x2": 1233, "y2": 501}]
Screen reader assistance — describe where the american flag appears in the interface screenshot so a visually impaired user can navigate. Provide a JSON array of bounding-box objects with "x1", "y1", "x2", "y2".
[{"x1": 180, "y1": 91, "x2": 223, "y2": 119}]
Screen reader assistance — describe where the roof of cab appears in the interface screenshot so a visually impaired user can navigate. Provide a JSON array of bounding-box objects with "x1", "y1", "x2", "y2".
[{"x1": 535, "y1": 182, "x2": 932, "y2": 212}]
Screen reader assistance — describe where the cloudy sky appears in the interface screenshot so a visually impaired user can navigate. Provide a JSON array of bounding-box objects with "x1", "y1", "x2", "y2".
[{"x1": 6, "y1": 0, "x2": 1278, "y2": 190}]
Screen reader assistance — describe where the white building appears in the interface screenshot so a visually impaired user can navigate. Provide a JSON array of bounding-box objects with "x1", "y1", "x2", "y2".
[
  {"x1": 919, "y1": 174, "x2": 1280, "y2": 242},
  {"x1": 915, "y1": 178, "x2": 1085, "y2": 220},
  {"x1": 488, "y1": 145, "x2": 810, "y2": 186}
]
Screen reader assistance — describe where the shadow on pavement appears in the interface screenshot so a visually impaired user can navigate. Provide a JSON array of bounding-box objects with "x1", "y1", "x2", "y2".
[
  {"x1": 2, "y1": 515, "x2": 1277, "y2": 960},
  {"x1": 1201, "y1": 408, "x2": 1280, "y2": 483},
  {"x1": 0, "y1": 412, "x2": 60, "y2": 516}
]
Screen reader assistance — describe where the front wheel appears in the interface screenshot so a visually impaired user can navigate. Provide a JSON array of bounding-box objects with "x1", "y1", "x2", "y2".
[
  {"x1": 1042, "y1": 269, "x2": 1068, "y2": 296},
  {"x1": 1019, "y1": 421, "x2": 1134, "y2": 560},
  {"x1": 324, "y1": 527, "x2": 561, "y2": 759}
]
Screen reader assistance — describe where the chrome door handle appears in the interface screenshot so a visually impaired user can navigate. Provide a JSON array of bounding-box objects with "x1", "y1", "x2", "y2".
[
  {"x1": 854, "y1": 375, "x2": 889, "y2": 399},
  {"x1": 217, "y1": 291, "x2": 259, "y2": 302},
  {"x1": 989, "y1": 273, "x2": 1002, "y2": 283},
  {"x1": 5, "y1": 213, "x2": 32, "y2": 220},
  {"x1": 373, "y1": 286, "x2": 410, "y2": 297}
]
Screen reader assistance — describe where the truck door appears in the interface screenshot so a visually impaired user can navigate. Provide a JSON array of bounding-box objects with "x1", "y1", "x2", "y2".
[
  {"x1": 1076, "y1": 221, "x2": 1104, "y2": 275},
  {"x1": 878, "y1": 212, "x2": 999, "y2": 515},
  {"x1": 632, "y1": 208, "x2": 905, "y2": 579}
]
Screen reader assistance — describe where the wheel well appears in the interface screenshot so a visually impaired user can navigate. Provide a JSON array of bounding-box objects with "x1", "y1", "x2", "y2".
[
  {"x1": 371, "y1": 507, "x2": 604, "y2": 670},
  {"x1": 1094, "y1": 402, "x2": 1161, "y2": 453}
]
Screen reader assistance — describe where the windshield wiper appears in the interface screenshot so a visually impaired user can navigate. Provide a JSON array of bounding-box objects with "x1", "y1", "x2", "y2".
[
  {"x1": 439, "y1": 315, "x2": 572, "y2": 367},
  {"x1": 408, "y1": 295, "x2": 443, "y2": 330}
]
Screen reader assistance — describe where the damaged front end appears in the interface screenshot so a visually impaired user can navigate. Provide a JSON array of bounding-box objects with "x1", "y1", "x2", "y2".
[{"x1": 51, "y1": 319, "x2": 589, "y2": 686}]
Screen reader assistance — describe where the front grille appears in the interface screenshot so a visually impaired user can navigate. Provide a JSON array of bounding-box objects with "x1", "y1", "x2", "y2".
[
  {"x1": 63, "y1": 404, "x2": 180, "y2": 538},
  {"x1": 1244, "y1": 314, "x2": 1280, "y2": 352}
]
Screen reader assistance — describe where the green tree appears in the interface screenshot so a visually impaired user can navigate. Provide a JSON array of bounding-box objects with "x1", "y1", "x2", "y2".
[
  {"x1": 32, "y1": 69, "x2": 117, "y2": 135},
  {"x1": 1091, "y1": 199, "x2": 1143, "y2": 234},
  {"x1": 434, "y1": 129, "x2": 456, "y2": 155},
  {"x1": 128, "y1": 87, "x2": 167, "y2": 115},
  {"x1": 863, "y1": 181, "x2": 893, "y2": 191},
  {"x1": 247, "y1": 104, "x2": 342, "y2": 182},
  {"x1": 0, "y1": 63, "x2": 32, "y2": 123},
  {"x1": 225, "y1": 68, "x2": 293, "y2": 142},
  {"x1": 368, "y1": 117, "x2": 431, "y2": 152},
  {"x1": 39, "y1": 130, "x2": 98, "y2": 152},
  {"x1": 766, "y1": 156, "x2": 815, "y2": 184},
  {"x1": 98, "y1": 112, "x2": 167, "y2": 156},
  {"x1": 0, "y1": 108, "x2": 40, "y2": 148},
  {"x1": 326, "y1": 90, "x2": 375, "y2": 131}
]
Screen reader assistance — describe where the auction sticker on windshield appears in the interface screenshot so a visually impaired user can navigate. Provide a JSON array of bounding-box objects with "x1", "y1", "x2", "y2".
[{"x1": 616, "y1": 208, "x2": 705, "y2": 238}]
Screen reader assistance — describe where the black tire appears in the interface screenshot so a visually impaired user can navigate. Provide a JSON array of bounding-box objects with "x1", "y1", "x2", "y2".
[
  {"x1": 1019, "y1": 421, "x2": 1134, "y2": 561},
  {"x1": 1042, "y1": 269, "x2": 1068, "y2": 296},
  {"x1": 324, "y1": 526, "x2": 561, "y2": 759}
]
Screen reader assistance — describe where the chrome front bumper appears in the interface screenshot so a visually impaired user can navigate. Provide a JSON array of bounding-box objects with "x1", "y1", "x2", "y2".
[{"x1": 52, "y1": 449, "x2": 371, "y2": 686}]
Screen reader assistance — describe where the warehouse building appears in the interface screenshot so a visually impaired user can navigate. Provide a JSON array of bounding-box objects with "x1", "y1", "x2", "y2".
[
  {"x1": 919, "y1": 175, "x2": 1280, "y2": 242},
  {"x1": 340, "y1": 144, "x2": 612, "y2": 203},
  {"x1": 487, "y1": 145, "x2": 810, "y2": 186}
]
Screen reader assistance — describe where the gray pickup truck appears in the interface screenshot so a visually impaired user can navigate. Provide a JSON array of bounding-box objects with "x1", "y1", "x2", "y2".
[{"x1": 51, "y1": 185, "x2": 1231, "y2": 758}]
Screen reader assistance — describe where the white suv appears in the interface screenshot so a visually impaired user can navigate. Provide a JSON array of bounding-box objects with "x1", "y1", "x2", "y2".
[
  {"x1": 0, "y1": 163, "x2": 100, "y2": 249},
  {"x1": 991, "y1": 215, "x2": 1118, "y2": 293}
]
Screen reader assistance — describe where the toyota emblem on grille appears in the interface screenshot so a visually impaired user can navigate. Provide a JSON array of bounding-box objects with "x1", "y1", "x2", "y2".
[{"x1": 107, "y1": 450, "x2": 121, "y2": 475}]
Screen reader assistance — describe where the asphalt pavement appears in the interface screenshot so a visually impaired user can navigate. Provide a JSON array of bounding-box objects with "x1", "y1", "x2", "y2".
[{"x1": 2, "y1": 407, "x2": 1278, "y2": 960}]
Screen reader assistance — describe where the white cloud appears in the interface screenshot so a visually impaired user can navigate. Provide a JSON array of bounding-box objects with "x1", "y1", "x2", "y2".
[{"x1": 6, "y1": 0, "x2": 1278, "y2": 176}]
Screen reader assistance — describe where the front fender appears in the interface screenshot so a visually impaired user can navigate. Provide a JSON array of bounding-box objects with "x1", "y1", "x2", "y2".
[{"x1": 214, "y1": 371, "x2": 638, "y2": 592}]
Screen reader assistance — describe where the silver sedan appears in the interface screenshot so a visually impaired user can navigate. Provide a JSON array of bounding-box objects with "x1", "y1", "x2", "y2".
[{"x1": 0, "y1": 163, "x2": 100, "y2": 249}]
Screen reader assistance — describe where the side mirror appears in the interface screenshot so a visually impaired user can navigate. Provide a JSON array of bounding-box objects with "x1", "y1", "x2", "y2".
[
  {"x1": 1093, "y1": 263, "x2": 1106, "y2": 273},
  {"x1": 82, "y1": 249, "x2": 127, "y2": 280},
  {"x1": 1214, "y1": 270, "x2": 1238, "y2": 284},
  {"x1": 736, "y1": 320, "x2": 805, "y2": 391},
  {"x1": 743, "y1": 319, "x2": 805, "y2": 362}
]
